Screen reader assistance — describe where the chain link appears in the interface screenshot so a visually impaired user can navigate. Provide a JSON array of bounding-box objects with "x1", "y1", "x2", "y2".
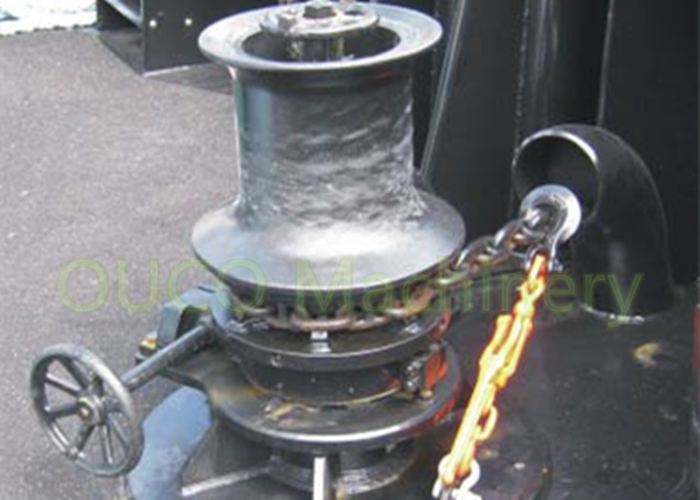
[
  {"x1": 433, "y1": 253, "x2": 549, "y2": 499},
  {"x1": 436, "y1": 206, "x2": 550, "y2": 291},
  {"x1": 227, "y1": 205, "x2": 560, "y2": 333},
  {"x1": 430, "y1": 185, "x2": 581, "y2": 498},
  {"x1": 229, "y1": 283, "x2": 437, "y2": 333}
]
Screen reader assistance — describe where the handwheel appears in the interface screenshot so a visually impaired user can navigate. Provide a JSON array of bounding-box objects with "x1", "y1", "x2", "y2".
[{"x1": 30, "y1": 345, "x2": 145, "y2": 477}]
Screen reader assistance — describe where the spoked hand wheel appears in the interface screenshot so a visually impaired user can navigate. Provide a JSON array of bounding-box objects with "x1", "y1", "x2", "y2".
[
  {"x1": 29, "y1": 325, "x2": 210, "y2": 477},
  {"x1": 30, "y1": 345, "x2": 145, "y2": 477}
]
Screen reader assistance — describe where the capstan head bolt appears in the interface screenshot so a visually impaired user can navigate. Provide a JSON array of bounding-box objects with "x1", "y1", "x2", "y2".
[{"x1": 303, "y1": 1, "x2": 338, "y2": 19}]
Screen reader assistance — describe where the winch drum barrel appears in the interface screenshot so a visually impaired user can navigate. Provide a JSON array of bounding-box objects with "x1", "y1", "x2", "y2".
[{"x1": 193, "y1": 4, "x2": 466, "y2": 300}]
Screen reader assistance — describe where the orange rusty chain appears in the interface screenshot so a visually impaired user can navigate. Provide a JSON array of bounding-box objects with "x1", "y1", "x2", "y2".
[
  {"x1": 432, "y1": 185, "x2": 582, "y2": 500},
  {"x1": 433, "y1": 253, "x2": 549, "y2": 500}
]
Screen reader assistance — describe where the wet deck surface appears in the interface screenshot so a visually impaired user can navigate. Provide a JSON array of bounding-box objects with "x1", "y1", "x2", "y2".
[{"x1": 0, "y1": 29, "x2": 235, "y2": 499}]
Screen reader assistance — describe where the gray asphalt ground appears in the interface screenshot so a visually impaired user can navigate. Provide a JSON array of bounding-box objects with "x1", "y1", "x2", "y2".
[{"x1": 0, "y1": 29, "x2": 235, "y2": 499}]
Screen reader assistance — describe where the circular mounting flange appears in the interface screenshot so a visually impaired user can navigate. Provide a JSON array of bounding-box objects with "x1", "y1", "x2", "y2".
[
  {"x1": 30, "y1": 345, "x2": 144, "y2": 477},
  {"x1": 199, "y1": 3, "x2": 442, "y2": 72},
  {"x1": 194, "y1": 192, "x2": 465, "y2": 299},
  {"x1": 126, "y1": 385, "x2": 551, "y2": 500},
  {"x1": 205, "y1": 347, "x2": 461, "y2": 454}
]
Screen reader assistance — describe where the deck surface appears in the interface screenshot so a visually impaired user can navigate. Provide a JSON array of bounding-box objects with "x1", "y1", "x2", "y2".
[{"x1": 0, "y1": 29, "x2": 235, "y2": 500}]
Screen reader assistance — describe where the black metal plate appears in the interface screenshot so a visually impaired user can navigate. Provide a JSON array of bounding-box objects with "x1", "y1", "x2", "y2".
[{"x1": 128, "y1": 388, "x2": 550, "y2": 499}]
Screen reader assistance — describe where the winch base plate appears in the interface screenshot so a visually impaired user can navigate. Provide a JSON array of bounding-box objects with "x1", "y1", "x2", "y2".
[{"x1": 127, "y1": 387, "x2": 550, "y2": 499}]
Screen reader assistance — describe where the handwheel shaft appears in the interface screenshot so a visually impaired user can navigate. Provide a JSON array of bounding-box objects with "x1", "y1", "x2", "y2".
[{"x1": 123, "y1": 324, "x2": 210, "y2": 392}]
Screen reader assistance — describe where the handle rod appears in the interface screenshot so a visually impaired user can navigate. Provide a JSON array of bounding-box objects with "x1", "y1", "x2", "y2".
[{"x1": 122, "y1": 324, "x2": 210, "y2": 392}]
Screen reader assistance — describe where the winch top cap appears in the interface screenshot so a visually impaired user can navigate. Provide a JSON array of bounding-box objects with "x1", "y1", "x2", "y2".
[
  {"x1": 260, "y1": 0, "x2": 381, "y2": 40},
  {"x1": 198, "y1": 2, "x2": 442, "y2": 72}
]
